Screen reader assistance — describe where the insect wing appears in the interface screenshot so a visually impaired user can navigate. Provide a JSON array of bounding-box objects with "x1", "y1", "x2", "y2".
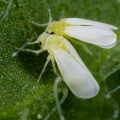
[
  {"x1": 64, "y1": 26, "x2": 117, "y2": 48},
  {"x1": 64, "y1": 18, "x2": 118, "y2": 30},
  {"x1": 62, "y1": 37, "x2": 91, "y2": 70},
  {"x1": 54, "y1": 49, "x2": 99, "y2": 99}
]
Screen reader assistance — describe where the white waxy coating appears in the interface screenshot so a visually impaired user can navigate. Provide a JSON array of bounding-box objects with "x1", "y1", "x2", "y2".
[
  {"x1": 65, "y1": 26, "x2": 117, "y2": 48},
  {"x1": 64, "y1": 18, "x2": 118, "y2": 30}
]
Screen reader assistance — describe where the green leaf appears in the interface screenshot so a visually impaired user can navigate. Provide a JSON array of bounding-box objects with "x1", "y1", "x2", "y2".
[{"x1": 0, "y1": 0, "x2": 120, "y2": 120}]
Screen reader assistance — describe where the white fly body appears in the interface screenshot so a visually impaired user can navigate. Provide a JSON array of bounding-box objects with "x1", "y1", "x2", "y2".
[
  {"x1": 37, "y1": 33, "x2": 99, "y2": 99},
  {"x1": 46, "y1": 18, "x2": 118, "y2": 49}
]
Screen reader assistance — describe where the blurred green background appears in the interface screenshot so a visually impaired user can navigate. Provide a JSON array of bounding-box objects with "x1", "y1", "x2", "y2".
[{"x1": 0, "y1": 0, "x2": 120, "y2": 120}]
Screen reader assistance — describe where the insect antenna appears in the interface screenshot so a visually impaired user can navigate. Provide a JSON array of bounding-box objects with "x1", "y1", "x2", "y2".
[
  {"x1": 12, "y1": 40, "x2": 39, "y2": 57},
  {"x1": 44, "y1": 8, "x2": 52, "y2": 33},
  {"x1": 30, "y1": 8, "x2": 52, "y2": 28}
]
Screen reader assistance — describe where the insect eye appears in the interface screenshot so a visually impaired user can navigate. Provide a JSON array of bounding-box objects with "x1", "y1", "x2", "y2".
[
  {"x1": 50, "y1": 32, "x2": 54, "y2": 34},
  {"x1": 39, "y1": 42, "x2": 42, "y2": 46}
]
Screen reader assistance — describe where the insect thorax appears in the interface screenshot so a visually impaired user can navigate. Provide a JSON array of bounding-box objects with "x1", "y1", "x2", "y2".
[
  {"x1": 46, "y1": 35, "x2": 68, "y2": 55},
  {"x1": 46, "y1": 20, "x2": 68, "y2": 36}
]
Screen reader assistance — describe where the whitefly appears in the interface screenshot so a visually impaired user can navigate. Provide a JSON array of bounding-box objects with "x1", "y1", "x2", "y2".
[{"x1": 13, "y1": 17, "x2": 118, "y2": 99}]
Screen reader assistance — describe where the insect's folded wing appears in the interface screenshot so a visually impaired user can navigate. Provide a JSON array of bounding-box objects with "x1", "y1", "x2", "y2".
[
  {"x1": 54, "y1": 50, "x2": 99, "y2": 99},
  {"x1": 63, "y1": 38, "x2": 92, "y2": 70},
  {"x1": 64, "y1": 26, "x2": 117, "y2": 48},
  {"x1": 64, "y1": 18, "x2": 118, "y2": 30}
]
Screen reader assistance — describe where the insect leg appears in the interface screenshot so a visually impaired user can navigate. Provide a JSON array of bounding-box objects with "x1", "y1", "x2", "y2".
[
  {"x1": 53, "y1": 76, "x2": 65, "y2": 120},
  {"x1": 37, "y1": 55, "x2": 51, "y2": 83},
  {"x1": 51, "y1": 57, "x2": 58, "y2": 75}
]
